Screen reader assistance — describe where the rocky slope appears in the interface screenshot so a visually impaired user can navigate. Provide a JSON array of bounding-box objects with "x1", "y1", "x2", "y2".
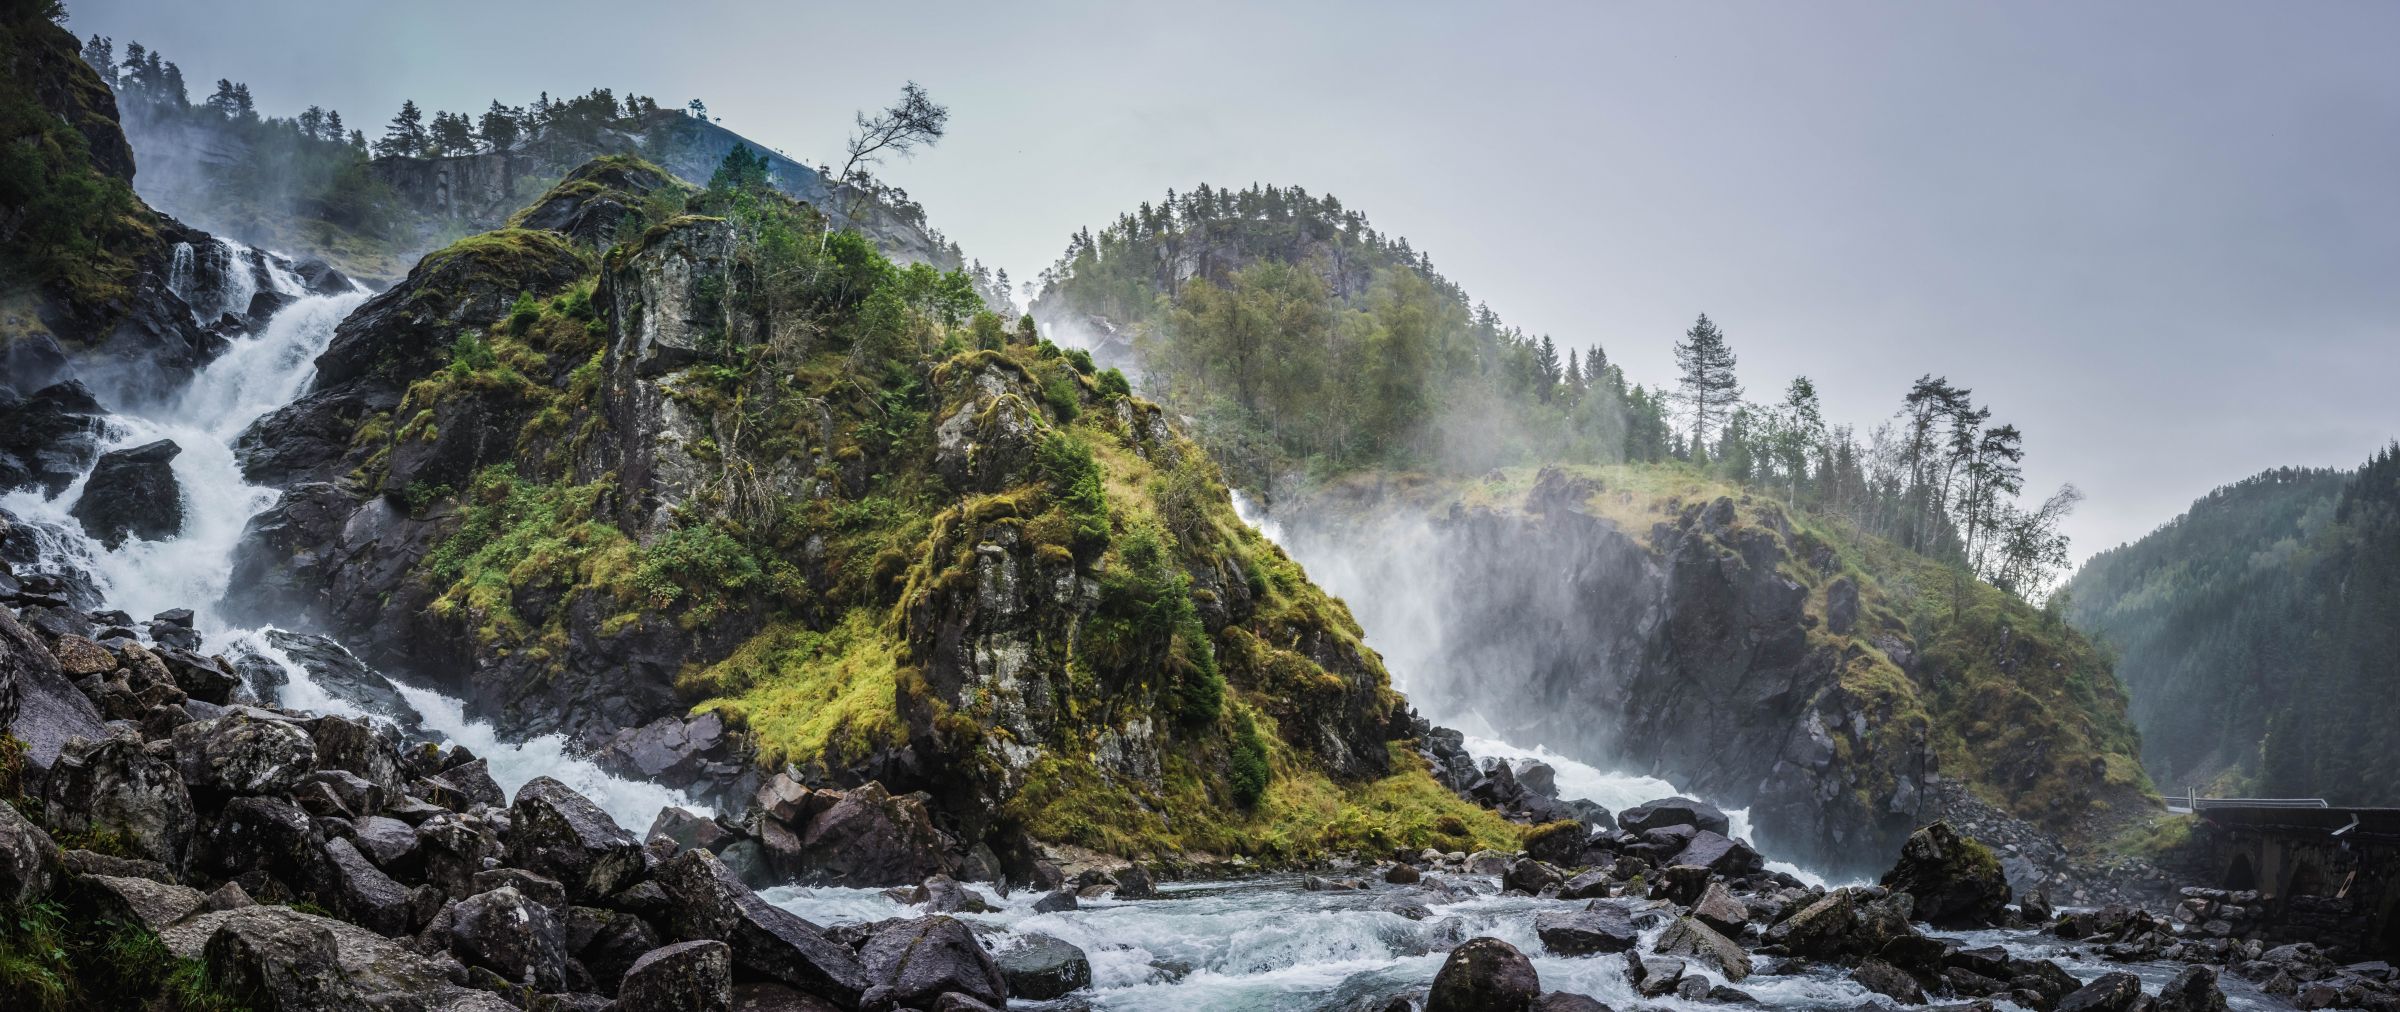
[
  {"x1": 1273, "y1": 465, "x2": 2157, "y2": 886},
  {"x1": 223, "y1": 156, "x2": 1517, "y2": 870}
]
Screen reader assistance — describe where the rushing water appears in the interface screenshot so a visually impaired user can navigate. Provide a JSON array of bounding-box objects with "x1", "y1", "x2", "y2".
[
  {"x1": 0, "y1": 244, "x2": 704, "y2": 833},
  {"x1": 2, "y1": 244, "x2": 2280, "y2": 1010}
]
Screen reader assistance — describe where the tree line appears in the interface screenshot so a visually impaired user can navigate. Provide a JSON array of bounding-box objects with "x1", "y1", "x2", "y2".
[{"x1": 1038, "y1": 185, "x2": 2086, "y2": 597}]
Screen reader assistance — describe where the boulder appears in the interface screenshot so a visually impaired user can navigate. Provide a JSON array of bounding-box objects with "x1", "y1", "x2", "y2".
[
  {"x1": 75, "y1": 873, "x2": 204, "y2": 932},
  {"x1": 172, "y1": 710, "x2": 317, "y2": 794},
  {"x1": 415, "y1": 811, "x2": 504, "y2": 898},
  {"x1": 1617, "y1": 797, "x2": 1730, "y2": 837},
  {"x1": 46, "y1": 732, "x2": 194, "y2": 869},
  {"x1": 1691, "y1": 881, "x2": 1751, "y2": 936},
  {"x1": 508, "y1": 775, "x2": 644, "y2": 902},
  {"x1": 790, "y1": 782, "x2": 951, "y2": 886},
  {"x1": 1515, "y1": 761, "x2": 1558, "y2": 797},
  {"x1": 0, "y1": 380, "x2": 108, "y2": 496},
  {"x1": 995, "y1": 932, "x2": 1093, "y2": 1000},
  {"x1": 652, "y1": 849, "x2": 870, "y2": 1005},
  {"x1": 1534, "y1": 903, "x2": 1639, "y2": 955},
  {"x1": 2056, "y1": 971, "x2": 2146, "y2": 1012},
  {"x1": 448, "y1": 885, "x2": 569, "y2": 992},
  {"x1": 0, "y1": 798, "x2": 61, "y2": 906},
  {"x1": 1533, "y1": 995, "x2": 1609, "y2": 1012},
  {"x1": 1626, "y1": 954, "x2": 1687, "y2": 998},
  {"x1": 418, "y1": 757, "x2": 504, "y2": 811},
  {"x1": 307, "y1": 714, "x2": 406, "y2": 794},
  {"x1": 647, "y1": 806, "x2": 732, "y2": 857},
  {"x1": 266, "y1": 631, "x2": 424, "y2": 731},
  {"x1": 1557, "y1": 869, "x2": 1614, "y2": 901},
  {"x1": 1031, "y1": 887, "x2": 1078, "y2": 914},
  {"x1": 164, "y1": 905, "x2": 480, "y2": 1008},
  {"x1": 566, "y1": 904, "x2": 660, "y2": 992},
  {"x1": 1428, "y1": 936, "x2": 1542, "y2": 1012},
  {"x1": 195, "y1": 795, "x2": 331, "y2": 896},
  {"x1": 157, "y1": 648, "x2": 241, "y2": 705},
  {"x1": 2, "y1": 606, "x2": 105, "y2": 770},
  {"x1": 1115, "y1": 863, "x2": 1157, "y2": 898},
  {"x1": 1880, "y1": 821, "x2": 2010, "y2": 928},
  {"x1": 2152, "y1": 965, "x2": 2230, "y2": 1012},
  {"x1": 202, "y1": 906, "x2": 361, "y2": 1009},
  {"x1": 908, "y1": 874, "x2": 996, "y2": 914},
  {"x1": 1656, "y1": 915, "x2": 1750, "y2": 981},
  {"x1": 1502, "y1": 857, "x2": 1565, "y2": 895},
  {"x1": 1852, "y1": 956, "x2": 1926, "y2": 1004},
  {"x1": 1669, "y1": 830, "x2": 1762, "y2": 875},
  {"x1": 859, "y1": 915, "x2": 1006, "y2": 1009},
  {"x1": 617, "y1": 939, "x2": 733, "y2": 1012},
  {"x1": 70, "y1": 439, "x2": 185, "y2": 548},
  {"x1": 323, "y1": 836, "x2": 412, "y2": 936},
  {"x1": 1386, "y1": 863, "x2": 1422, "y2": 885}
]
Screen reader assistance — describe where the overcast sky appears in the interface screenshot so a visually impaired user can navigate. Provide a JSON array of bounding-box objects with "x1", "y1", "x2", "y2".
[{"x1": 67, "y1": 1, "x2": 2399, "y2": 560}]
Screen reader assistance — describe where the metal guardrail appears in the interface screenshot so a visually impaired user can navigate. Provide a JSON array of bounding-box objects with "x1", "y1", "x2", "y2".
[{"x1": 2174, "y1": 787, "x2": 2329, "y2": 812}]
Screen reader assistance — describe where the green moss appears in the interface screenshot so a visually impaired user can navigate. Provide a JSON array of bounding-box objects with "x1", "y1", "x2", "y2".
[
  {"x1": 422, "y1": 465, "x2": 637, "y2": 646},
  {"x1": 684, "y1": 611, "x2": 909, "y2": 768}
]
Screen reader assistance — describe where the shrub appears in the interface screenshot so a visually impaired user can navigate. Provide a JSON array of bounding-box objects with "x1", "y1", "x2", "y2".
[
  {"x1": 1096, "y1": 367, "x2": 1131, "y2": 400},
  {"x1": 635, "y1": 523, "x2": 764, "y2": 623},
  {"x1": 1041, "y1": 371, "x2": 1080, "y2": 422},
  {"x1": 1034, "y1": 433, "x2": 1108, "y2": 552},
  {"x1": 1229, "y1": 708, "x2": 1270, "y2": 807},
  {"x1": 448, "y1": 332, "x2": 497, "y2": 376}
]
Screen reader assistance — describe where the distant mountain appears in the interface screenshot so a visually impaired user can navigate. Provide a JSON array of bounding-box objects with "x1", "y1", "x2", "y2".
[{"x1": 2066, "y1": 451, "x2": 2400, "y2": 802}]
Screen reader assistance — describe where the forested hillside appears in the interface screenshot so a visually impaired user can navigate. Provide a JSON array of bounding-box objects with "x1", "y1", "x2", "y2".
[
  {"x1": 1035, "y1": 183, "x2": 2086, "y2": 599},
  {"x1": 2067, "y1": 452, "x2": 2400, "y2": 803}
]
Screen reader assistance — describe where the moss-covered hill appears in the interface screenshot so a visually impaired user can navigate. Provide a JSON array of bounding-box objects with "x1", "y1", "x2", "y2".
[
  {"x1": 1281, "y1": 462, "x2": 2152, "y2": 875},
  {"x1": 232, "y1": 156, "x2": 1517, "y2": 864}
]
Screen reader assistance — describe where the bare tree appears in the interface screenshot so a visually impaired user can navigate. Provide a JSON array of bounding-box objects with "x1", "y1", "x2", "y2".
[{"x1": 837, "y1": 82, "x2": 948, "y2": 189}]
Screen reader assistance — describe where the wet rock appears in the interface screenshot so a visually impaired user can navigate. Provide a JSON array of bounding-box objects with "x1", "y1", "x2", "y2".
[
  {"x1": 70, "y1": 439, "x2": 185, "y2": 548},
  {"x1": 566, "y1": 903, "x2": 660, "y2": 992},
  {"x1": 2152, "y1": 964, "x2": 2230, "y2": 1012},
  {"x1": 1558, "y1": 868, "x2": 1614, "y2": 901},
  {"x1": 416, "y1": 810, "x2": 505, "y2": 898},
  {"x1": 1535, "y1": 902, "x2": 1639, "y2": 955},
  {"x1": 648, "y1": 806, "x2": 732, "y2": 857},
  {"x1": 995, "y1": 932, "x2": 1093, "y2": 1000},
  {"x1": 1670, "y1": 830, "x2": 1762, "y2": 875},
  {"x1": 1881, "y1": 821, "x2": 2010, "y2": 928},
  {"x1": 156, "y1": 647, "x2": 240, "y2": 704},
  {"x1": 4, "y1": 607, "x2": 107, "y2": 769},
  {"x1": 2055, "y1": 971, "x2": 2144, "y2": 1012},
  {"x1": 653, "y1": 849, "x2": 871, "y2": 1005},
  {"x1": 1031, "y1": 887, "x2": 1078, "y2": 914},
  {"x1": 1503, "y1": 857, "x2": 1565, "y2": 895},
  {"x1": 618, "y1": 939, "x2": 733, "y2": 1012},
  {"x1": 165, "y1": 905, "x2": 480, "y2": 1008},
  {"x1": 1692, "y1": 881, "x2": 1751, "y2": 935},
  {"x1": 265, "y1": 631, "x2": 424, "y2": 729},
  {"x1": 1115, "y1": 863, "x2": 1157, "y2": 898},
  {"x1": 323, "y1": 836, "x2": 411, "y2": 935},
  {"x1": 859, "y1": 915, "x2": 1006, "y2": 1009},
  {"x1": 418, "y1": 756, "x2": 505, "y2": 811},
  {"x1": 1851, "y1": 957, "x2": 1926, "y2": 1004},
  {"x1": 907, "y1": 874, "x2": 996, "y2": 914},
  {"x1": 1533, "y1": 994, "x2": 1609, "y2": 1012},
  {"x1": 172, "y1": 710, "x2": 316, "y2": 794},
  {"x1": 1428, "y1": 936, "x2": 1542, "y2": 1012},
  {"x1": 1657, "y1": 915, "x2": 1750, "y2": 981},
  {"x1": 0, "y1": 380, "x2": 108, "y2": 497},
  {"x1": 782, "y1": 781, "x2": 952, "y2": 887},
  {"x1": 1387, "y1": 863, "x2": 1422, "y2": 885},
  {"x1": 1618, "y1": 797, "x2": 1730, "y2": 837},
  {"x1": 1627, "y1": 953, "x2": 1687, "y2": 998},
  {"x1": 449, "y1": 885, "x2": 569, "y2": 992},
  {"x1": 728, "y1": 981, "x2": 846, "y2": 1011},
  {"x1": 508, "y1": 775, "x2": 644, "y2": 902}
]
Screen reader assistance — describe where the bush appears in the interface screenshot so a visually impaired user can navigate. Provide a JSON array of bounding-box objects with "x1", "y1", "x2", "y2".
[
  {"x1": 447, "y1": 332, "x2": 496, "y2": 376},
  {"x1": 1229, "y1": 708, "x2": 1270, "y2": 807},
  {"x1": 1041, "y1": 371, "x2": 1080, "y2": 422},
  {"x1": 506, "y1": 291, "x2": 539, "y2": 333},
  {"x1": 1065, "y1": 347, "x2": 1096, "y2": 375},
  {"x1": 1034, "y1": 433, "x2": 1108, "y2": 552},
  {"x1": 1096, "y1": 368, "x2": 1131, "y2": 400},
  {"x1": 635, "y1": 523, "x2": 764, "y2": 623}
]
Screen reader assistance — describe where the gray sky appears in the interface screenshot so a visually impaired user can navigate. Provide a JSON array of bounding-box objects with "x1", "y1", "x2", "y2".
[{"x1": 68, "y1": 1, "x2": 2400, "y2": 560}]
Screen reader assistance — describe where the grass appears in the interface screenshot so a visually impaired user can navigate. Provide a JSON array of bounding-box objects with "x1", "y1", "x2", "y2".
[{"x1": 683, "y1": 610, "x2": 912, "y2": 769}]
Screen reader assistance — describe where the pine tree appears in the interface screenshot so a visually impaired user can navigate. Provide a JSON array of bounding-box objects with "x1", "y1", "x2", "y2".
[
  {"x1": 376, "y1": 100, "x2": 426, "y2": 158},
  {"x1": 1673, "y1": 313, "x2": 1741, "y2": 453}
]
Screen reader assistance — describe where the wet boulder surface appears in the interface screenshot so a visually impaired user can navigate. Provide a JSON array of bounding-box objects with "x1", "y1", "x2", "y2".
[{"x1": 69, "y1": 438, "x2": 185, "y2": 548}]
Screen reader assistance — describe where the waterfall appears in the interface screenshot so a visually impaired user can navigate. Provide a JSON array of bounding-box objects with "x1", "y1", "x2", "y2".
[
  {"x1": 1227, "y1": 491, "x2": 1830, "y2": 886},
  {"x1": 1, "y1": 251, "x2": 704, "y2": 836}
]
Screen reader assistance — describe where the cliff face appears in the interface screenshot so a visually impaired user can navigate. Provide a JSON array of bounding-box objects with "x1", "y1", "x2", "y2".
[
  {"x1": 1279, "y1": 466, "x2": 2150, "y2": 879},
  {"x1": 228, "y1": 161, "x2": 1512, "y2": 862},
  {"x1": 0, "y1": 12, "x2": 288, "y2": 403}
]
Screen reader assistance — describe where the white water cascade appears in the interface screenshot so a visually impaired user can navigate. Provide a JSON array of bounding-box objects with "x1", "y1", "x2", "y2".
[{"x1": 1, "y1": 254, "x2": 702, "y2": 834}]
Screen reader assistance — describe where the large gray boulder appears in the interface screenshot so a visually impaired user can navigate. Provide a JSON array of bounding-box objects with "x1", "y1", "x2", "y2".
[
  {"x1": 1, "y1": 606, "x2": 104, "y2": 771},
  {"x1": 71, "y1": 439, "x2": 185, "y2": 547},
  {"x1": 1656, "y1": 916, "x2": 1750, "y2": 982},
  {"x1": 617, "y1": 939, "x2": 733, "y2": 1012},
  {"x1": 46, "y1": 731, "x2": 194, "y2": 869},
  {"x1": 859, "y1": 915, "x2": 1007, "y2": 1009},
  {"x1": 172, "y1": 710, "x2": 317, "y2": 795},
  {"x1": 202, "y1": 906, "x2": 361, "y2": 1010},
  {"x1": 1534, "y1": 903, "x2": 1638, "y2": 955},
  {"x1": 1617, "y1": 797, "x2": 1730, "y2": 837},
  {"x1": 447, "y1": 885, "x2": 568, "y2": 992},
  {"x1": 163, "y1": 905, "x2": 481, "y2": 1009},
  {"x1": 0, "y1": 800, "x2": 61, "y2": 906},
  {"x1": 76, "y1": 873, "x2": 206, "y2": 932},
  {"x1": 994, "y1": 933, "x2": 1092, "y2": 1001},
  {"x1": 1427, "y1": 936, "x2": 1542, "y2": 1012},
  {"x1": 507, "y1": 775, "x2": 643, "y2": 902},
  {"x1": 322, "y1": 836, "x2": 411, "y2": 936},
  {"x1": 1880, "y1": 821, "x2": 2010, "y2": 928},
  {"x1": 652, "y1": 849, "x2": 870, "y2": 1005}
]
